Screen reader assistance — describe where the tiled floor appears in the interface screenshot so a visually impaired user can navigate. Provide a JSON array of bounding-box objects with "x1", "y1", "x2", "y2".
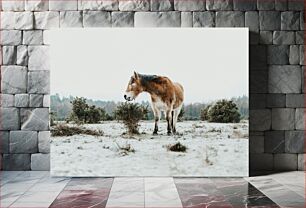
[{"x1": 1, "y1": 171, "x2": 305, "y2": 208}]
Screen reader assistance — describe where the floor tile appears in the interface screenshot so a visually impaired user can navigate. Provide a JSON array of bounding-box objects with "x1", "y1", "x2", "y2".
[
  {"x1": 247, "y1": 177, "x2": 305, "y2": 208},
  {"x1": 145, "y1": 177, "x2": 177, "y2": 192},
  {"x1": 12, "y1": 191, "x2": 61, "y2": 203},
  {"x1": 9, "y1": 201, "x2": 51, "y2": 208},
  {"x1": 145, "y1": 178, "x2": 182, "y2": 208},
  {"x1": 28, "y1": 177, "x2": 70, "y2": 192},
  {"x1": 64, "y1": 178, "x2": 113, "y2": 190},
  {"x1": 175, "y1": 178, "x2": 231, "y2": 208},
  {"x1": 50, "y1": 190, "x2": 109, "y2": 208},
  {"x1": 111, "y1": 177, "x2": 144, "y2": 192},
  {"x1": 106, "y1": 192, "x2": 144, "y2": 208},
  {"x1": 0, "y1": 171, "x2": 24, "y2": 186}
]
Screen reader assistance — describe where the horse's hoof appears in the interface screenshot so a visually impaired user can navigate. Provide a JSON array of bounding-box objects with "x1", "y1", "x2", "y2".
[
  {"x1": 153, "y1": 132, "x2": 158, "y2": 135},
  {"x1": 167, "y1": 132, "x2": 172, "y2": 136}
]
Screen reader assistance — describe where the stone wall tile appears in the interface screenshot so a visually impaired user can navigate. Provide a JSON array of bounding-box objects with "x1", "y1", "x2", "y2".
[
  {"x1": 267, "y1": 45, "x2": 289, "y2": 64},
  {"x1": 249, "y1": 135, "x2": 264, "y2": 153},
  {"x1": 206, "y1": 0, "x2": 233, "y2": 10},
  {"x1": 250, "y1": 109, "x2": 271, "y2": 131},
  {"x1": 233, "y1": 0, "x2": 257, "y2": 11},
  {"x1": 250, "y1": 153, "x2": 273, "y2": 170},
  {"x1": 273, "y1": 31, "x2": 295, "y2": 45},
  {"x1": 25, "y1": 0, "x2": 49, "y2": 11},
  {"x1": 272, "y1": 108, "x2": 295, "y2": 130},
  {"x1": 2, "y1": 1, "x2": 25, "y2": 11},
  {"x1": 49, "y1": 0, "x2": 78, "y2": 11},
  {"x1": 0, "y1": 108, "x2": 20, "y2": 130},
  {"x1": 17, "y1": 45, "x2": 28, "y2": 66},
  {"x1": 181, "y1": 12, "x2": 192, "y2": 27},
  {"x1": 193, "y1": 12, "x2": 215, "y2": 27},
  {"x1": 151, "y1": 0, "x2": 173, "y2": 11},
  {"x1": 1, "y1": 66, "x2": 27, "y2": 94},
  {"x1": 21, "y1": 108, "x2": 49, "y2": 131},
  {"x1": 60, "y1": 11, "x2": 83, "y2": 27},
  {"x1": 112, "y1": 12, "x2": 134, "y2": 27},
  {"x1": 1, "y1": 12, "x2": 15, "y2": 29},
  {"x1": 3, "y1": 154, "x2": 31, "y2": 170},
  {"x1": 1, "y1": 30, "x2": 22, "y2": 45},
  {"x1": 257, "y1": 0, "x2": 274, "y2": 10},
  {"x1": 285, "y1": 130, "x2": 304, "y2": 153},
  {"x1": 174, "y1": 0, "x2": 205, "y2": 11},
  {"x1": 286, "y1": 94, "x2": 304, "y2": 107},
  {"x1": 34, "y1": 11, "x2": 60, "y2": 29},
  {"x1": 216, "y1": 11, "x2": 244, "y2": 27},
  {"x1": 0, "y1": 131, "x2": 10, "y2": 153},
  {"x1": 259, "y1": 11, "x2": 281, "y2": 31},
  {"x1": 295, "y1": 108, "x2": 304, "y2": 130},
  {"x1": 27, "y1": 71, "x2": 50, "y2": 94},
  {"x1": 23, "y1": 30, "x2": 43, "y2": 45},
  {"x1": 28, "y1": 46, "x2": 50, "y2": 71},
  {"x1": 266, "y1": 94, "x2": 286, "y2": 108},
  {"x1": 78, "y1": 0, "x2": 119, "y2": 11},
  {"x1": 259, "y1": 31, "x2": 272, "y2": 44},
  {"x1": 268, "y1": 65, "x2": 302, "y2": 93},
  {"x1": 0, "y1": 94, "x2": 14, "y2": 107},
  {"x1": 15, "y1": 94, "x2": 29, "y2": 107},
  {"x1": 119, "y1": 0, "x2": 150, "y2": 11},
  {"x1": 275, "y1": 0, "x2": 287, "y2": 11},
  {"x1": 135, "y1": 12, "x2": 181, "y2": 27},
  {"x1": 31, "y1": 153, "x2": 50, "y2": 170},
  {"x1": 2, "y1": 46, "x2": 17, "y2": 65},
  {"x1": 250, "y1": 94, "x2": 266, "y2": 109},
  {"x1": 298, "y1": 154, "x2": 305, "y2": 170},
  {"x1": 289, "y1": 45, "x2": 300, "y2": 64},
  {"x1": 281, "y1": 11, "x2": 300, "y2": 30},
  {"x1": 38, "y1": 131, "x2": 50, "y2": 153},
  {"x1": 29, "y1": 94, "x2": 44, "y2": 107},
  {"x1": 14, "y1": 11, "x2": 34, "y2": 30},
  {"x1": 10, "y1": 131, "x2": 38, "y2": 153},
  {"x1": 83, "y1": 11, "x2": 112, "y2": 27},
  {"x1": 264, "y1": 130, "x2": 285, "y2": 153},
  {"x1": 274, "y1": 153, "x2": 298, "y2": 170}
]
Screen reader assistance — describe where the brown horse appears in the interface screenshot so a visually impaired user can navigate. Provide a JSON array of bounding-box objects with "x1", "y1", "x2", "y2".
[{"x1": 124, "y1": 72, "x2": 184, "y2": 135}]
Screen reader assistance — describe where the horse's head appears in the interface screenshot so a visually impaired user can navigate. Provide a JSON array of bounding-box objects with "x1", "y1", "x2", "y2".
[{"x1": 124, "y1": 71, "x2": 143, "y2": 101}]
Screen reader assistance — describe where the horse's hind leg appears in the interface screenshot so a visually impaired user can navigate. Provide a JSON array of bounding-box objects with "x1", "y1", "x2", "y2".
[
  {"x1": 166, "y1": 110, "x2": 173, "y2": 136},
  {"x1": 173, "y1": 105, "x2": 183, "y2": 134}
]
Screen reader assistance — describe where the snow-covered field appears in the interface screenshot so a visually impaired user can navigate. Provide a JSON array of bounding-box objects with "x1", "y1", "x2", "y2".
[{"x1": 51, "y1": 121, "x2": 248, "y2": 177}]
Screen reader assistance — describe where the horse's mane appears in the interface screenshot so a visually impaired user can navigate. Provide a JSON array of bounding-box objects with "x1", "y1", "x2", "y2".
[{"x1": 139, "y1": 74, "x2": 164, "y2": 85}]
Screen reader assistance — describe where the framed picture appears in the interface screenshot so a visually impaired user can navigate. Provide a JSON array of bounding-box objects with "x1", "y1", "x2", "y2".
[{"x1": 50, "y1": 28, "x2": 248, "y2": 176}]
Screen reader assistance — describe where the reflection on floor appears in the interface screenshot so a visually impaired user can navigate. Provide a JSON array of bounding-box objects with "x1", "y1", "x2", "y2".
[{"x1": 1, "y1": 171, "x2": 305, "y2": 208}]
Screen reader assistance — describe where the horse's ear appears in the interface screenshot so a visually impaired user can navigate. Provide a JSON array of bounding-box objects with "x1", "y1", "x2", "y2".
[{"x1": 134, "y1": 71, "x2": 139, "y2": 79}]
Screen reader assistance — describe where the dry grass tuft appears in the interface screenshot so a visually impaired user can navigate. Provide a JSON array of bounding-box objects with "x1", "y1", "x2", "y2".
[
  {"x1": 166, "y1": 142, "x2": 187, "y2": 152},
  {"x1": 51, "y1": 124, "x2": 103, "y2": 137}
]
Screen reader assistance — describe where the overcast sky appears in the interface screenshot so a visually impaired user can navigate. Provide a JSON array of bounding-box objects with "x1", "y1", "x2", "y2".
[{"x1": 50, "y1": 28, "x2": 248, "y2": 104}]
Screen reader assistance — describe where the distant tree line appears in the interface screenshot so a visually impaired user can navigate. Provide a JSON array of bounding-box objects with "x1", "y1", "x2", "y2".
[{"x1": 50, "y1": 94, "x2": 248, "y2": 122}]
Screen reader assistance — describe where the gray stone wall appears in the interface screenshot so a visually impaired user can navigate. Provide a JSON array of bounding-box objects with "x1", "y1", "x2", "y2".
[{"x1": 0, "y1": 0, "x2": 304, "y2": 172}]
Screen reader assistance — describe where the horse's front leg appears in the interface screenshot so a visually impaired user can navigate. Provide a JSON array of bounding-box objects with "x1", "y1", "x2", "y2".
[
  {"x1": 153, "y1": 108, "x2": 160, "y2": 135},
  {"x1": 166, "y1": 110, "x2": 173, "y2": 136}
]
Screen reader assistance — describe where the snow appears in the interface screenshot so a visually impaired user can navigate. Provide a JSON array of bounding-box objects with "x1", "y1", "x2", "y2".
[{"x1": 51, "y1": 121, "x2": 248, "y2": 177}]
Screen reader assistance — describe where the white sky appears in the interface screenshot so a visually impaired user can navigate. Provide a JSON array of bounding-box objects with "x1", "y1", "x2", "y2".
[{"x1": 50, "y1": 28, "x2": 248, "y2": 104}]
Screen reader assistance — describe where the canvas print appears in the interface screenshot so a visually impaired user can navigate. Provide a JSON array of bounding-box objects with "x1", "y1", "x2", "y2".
[{"x1": 50, "y1": 28, "x2": 249, "y2": 176}]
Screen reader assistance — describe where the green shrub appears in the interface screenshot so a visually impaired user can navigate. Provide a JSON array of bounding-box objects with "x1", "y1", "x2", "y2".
[
  {"x1": 200, "y1": 105, "x2": 211, "y2": 121},
  {"x1": 114, "y1": 103, "x2": 148, "y2": 134},
  {"x1": 67, "y1": 97, "x2": 109, "y2": 124},
  {"x1": 207, "y1": 99, "x2": 240, "y2": 123}
]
